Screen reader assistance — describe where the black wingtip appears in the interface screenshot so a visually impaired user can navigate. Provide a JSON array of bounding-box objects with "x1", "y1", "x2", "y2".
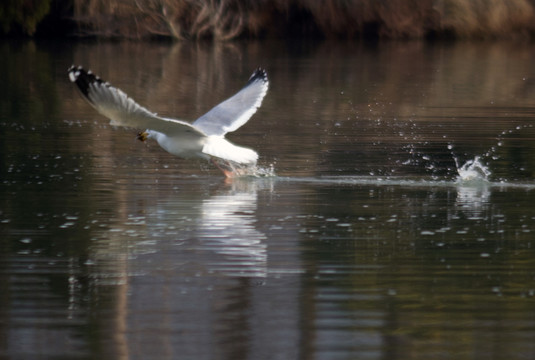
[
  {"x1": 248, "y1": 68, "x2": 268, "y2": 85},
  {"x1": 68, "y1": 65, "x2": 107, "y2": 102}
]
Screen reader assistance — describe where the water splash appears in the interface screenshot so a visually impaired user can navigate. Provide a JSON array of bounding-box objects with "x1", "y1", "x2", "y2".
[
  {"x1": 454, "y1": 156, "x2": 491, "y2": 183},
  {"x1": 224, "y1": 162, "x2": 277, "y2": 178},
  {"x1": 447, "y1": 123, "x2": 535, "y2": 184},
  {"x1": 251, "y1": 163, "x2": 277, "y2": 177}
]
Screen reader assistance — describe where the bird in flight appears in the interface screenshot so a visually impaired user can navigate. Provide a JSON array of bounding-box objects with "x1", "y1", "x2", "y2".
[{"x1": 68, "y1": 66, "x2": 269, "y2": 177}]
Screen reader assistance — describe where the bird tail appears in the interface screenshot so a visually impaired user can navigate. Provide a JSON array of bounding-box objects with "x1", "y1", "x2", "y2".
[{"x1": 202, "y1": 137, "x2": 258, "y2": 165}]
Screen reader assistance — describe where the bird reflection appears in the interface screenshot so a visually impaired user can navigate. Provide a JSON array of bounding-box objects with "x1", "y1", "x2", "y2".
[
  {"x1": 94, "y1": 178, "x2": 273, "y2": 280},
  {"x1": 195, "y1": 180, "x2": 268, "y2": 277}
]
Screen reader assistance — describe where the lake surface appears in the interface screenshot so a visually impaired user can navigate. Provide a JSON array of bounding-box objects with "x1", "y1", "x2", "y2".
[{"x1": 1, "y1": 39, "x2": 535, "y2": 359}]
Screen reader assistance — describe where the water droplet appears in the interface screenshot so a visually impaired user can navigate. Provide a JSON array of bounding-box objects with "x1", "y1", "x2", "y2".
[{"x1": 60, "y1": 222, "x2": 75, "y2": 229}]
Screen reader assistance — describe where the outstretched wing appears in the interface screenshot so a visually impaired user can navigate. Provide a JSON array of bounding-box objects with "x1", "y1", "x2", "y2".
[
  {"x1": 192, "y1": 68, "x2": 269, "y2": 136},
  {"x1": 68, "y1": 66, "x2": 206, "y2": 138}
]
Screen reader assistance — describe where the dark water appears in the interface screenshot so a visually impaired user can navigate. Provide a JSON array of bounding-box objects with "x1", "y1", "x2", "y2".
[{"x1": 1, "y1": 40, "x2": 535, "y2": 359}]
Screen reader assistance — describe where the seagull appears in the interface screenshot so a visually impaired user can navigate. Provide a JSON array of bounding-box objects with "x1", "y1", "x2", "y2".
[{"x1": 68, "y1": 65, "x2": 269, "y2": 177}]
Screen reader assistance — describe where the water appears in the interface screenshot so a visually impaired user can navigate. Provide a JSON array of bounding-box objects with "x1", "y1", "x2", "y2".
[{"x1": 1, "y1": 40, "x2": 535, "y2": 359}]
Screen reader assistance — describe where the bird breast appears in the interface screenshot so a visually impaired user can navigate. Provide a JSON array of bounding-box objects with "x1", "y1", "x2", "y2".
[{"x1": 152, "y1": 131, "x2": 207, "y2": 159}]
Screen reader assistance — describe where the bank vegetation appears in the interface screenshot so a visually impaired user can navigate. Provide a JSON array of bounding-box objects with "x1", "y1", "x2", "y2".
[{"x1": 3, "y1": 0, "x2": 535, "y2": 40}]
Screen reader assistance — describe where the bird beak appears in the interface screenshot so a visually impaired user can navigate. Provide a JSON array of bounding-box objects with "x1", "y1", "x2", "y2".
[{"x1": 137, "y1": 131, "x2": 148, "y2": 142}]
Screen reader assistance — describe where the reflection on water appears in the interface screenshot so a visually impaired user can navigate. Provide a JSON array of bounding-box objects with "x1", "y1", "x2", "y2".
[
  {"x1": 1, "y1": 40, "x2": 535, "y2": 359},
  {"x1": 125, "y1": 179, "x2": 270, "y2": 278},
  {"x1": 197, "y1": 183, "x2": 267, "y2": 277},
  {"x1": 456, "y1": 182, "x2": 491, "y2": 216}
]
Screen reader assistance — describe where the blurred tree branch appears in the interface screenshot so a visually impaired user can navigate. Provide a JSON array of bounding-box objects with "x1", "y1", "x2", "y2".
[{"x1": 2, "y1": 0, "x2": 535, "y2": 40}]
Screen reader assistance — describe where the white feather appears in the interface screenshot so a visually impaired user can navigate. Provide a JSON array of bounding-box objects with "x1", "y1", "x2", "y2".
[
  {"x1": 203, "y1": 136, "x2": 258, "y2": 164},
  {"x1": 69, "y1": 65, "x2": 267, "y2": 170}
]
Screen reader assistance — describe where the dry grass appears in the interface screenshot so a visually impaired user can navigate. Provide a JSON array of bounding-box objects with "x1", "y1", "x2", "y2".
[
  {"x1": 436, "y1": 0, "x2": 535, "y2": 38},
  {"x1": 71, "y1": 0, "x2": 535, "y2": 40},
  {"x1": 72, "y1": 0, "x2": 249, "y2": 40}
]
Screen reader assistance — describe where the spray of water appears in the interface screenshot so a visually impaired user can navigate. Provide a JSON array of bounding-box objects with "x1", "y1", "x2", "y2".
[
  {"x1": 453, "y1": 156, "x2": 491, "y2": 183},
  {"x1": 224, "y1": 162, "x2": 277, "y2": 178},
  {"x1": 251, "y1": 164, "x2": 277, "y2": 177},
  {"x1": 448, "y1": 123, "x2": 534, "y2": 184}
]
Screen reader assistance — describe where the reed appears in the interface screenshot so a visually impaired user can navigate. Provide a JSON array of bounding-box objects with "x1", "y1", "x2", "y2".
[
  {"x1": 437, "y1": 0, "x2": 535, "y2": 38},
  {"x1": 0, "y1": 0, "x2": 52, "y2": 35},
  {"x1": 70, "y1": 0, "x2": 535, "y2": 40}
]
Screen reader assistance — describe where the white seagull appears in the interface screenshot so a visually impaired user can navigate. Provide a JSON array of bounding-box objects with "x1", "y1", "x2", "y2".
[{"x1": 68, "y1": 65, "x2": 269, "y2": 177}]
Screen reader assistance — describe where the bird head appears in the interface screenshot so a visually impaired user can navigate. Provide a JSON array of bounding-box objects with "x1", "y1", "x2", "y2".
[{"x1": 137, "y1": 130, "x2": 150, "y2": 142}]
